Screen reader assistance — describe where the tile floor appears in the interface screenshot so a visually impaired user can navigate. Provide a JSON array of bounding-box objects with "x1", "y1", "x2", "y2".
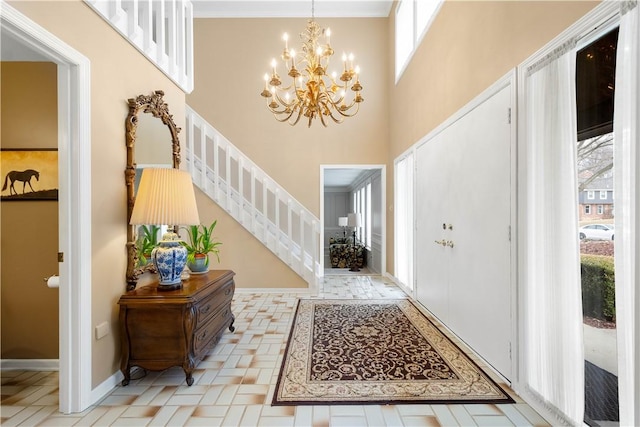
[{"x1": 1, "y1": 275, "x2": 551, "y2": 426}]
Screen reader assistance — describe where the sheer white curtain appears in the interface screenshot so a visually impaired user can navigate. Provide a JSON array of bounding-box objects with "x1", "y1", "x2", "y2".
[
  {"x1": 523, "y1": 39, "x2": 585, "y2": 424},
  {"x1": 614, "y1": 1, "x2": 639, "y2": 424}
]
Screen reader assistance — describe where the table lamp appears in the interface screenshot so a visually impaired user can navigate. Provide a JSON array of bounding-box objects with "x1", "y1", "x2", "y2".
[
  {"x1": 338, "y1": 216, "x2": 348, "y2": 238},
  {"x1": 130, "y1": 168, "x2": 200, "y2": 290}
]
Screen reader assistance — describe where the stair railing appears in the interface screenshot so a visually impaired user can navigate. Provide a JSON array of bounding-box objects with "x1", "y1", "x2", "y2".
[
  {"x1": 84, "y1": 0, "x2": 193, "y2": 93},
  {"x1": 184, "y1": 106, "x2": 321, "y2": 288}
]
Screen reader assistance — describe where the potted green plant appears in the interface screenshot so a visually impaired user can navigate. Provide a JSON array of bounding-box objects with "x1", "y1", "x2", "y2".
[
  {"x1": 181, "y1": 220, "x2": 222, "y2": 273},
  {"x1": 136, "y1": 224, "x2": 160, "y2": 267}
]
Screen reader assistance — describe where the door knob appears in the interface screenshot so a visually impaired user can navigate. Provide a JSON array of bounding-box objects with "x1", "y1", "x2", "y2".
[{"x1": 44, "y1": 275, "x2": 59, "y2": 288}]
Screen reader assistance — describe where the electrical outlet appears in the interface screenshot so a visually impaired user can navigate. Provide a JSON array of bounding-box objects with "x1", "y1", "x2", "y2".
[{"x1": 95, "y1": 322, "x2": 110, "y2": 340}]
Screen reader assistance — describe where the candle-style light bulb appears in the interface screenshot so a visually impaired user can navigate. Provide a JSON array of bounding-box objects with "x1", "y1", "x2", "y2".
[
  {"x1": 326, "y1": 28, "x2": 331, "y2": 45},
  {"x1": 283, "y1": 33, "x2": 289, "y2": 49},
  {"x1": 271, "y1": 58, "x2": 277, "y2": 74},
  {"x1": 264, "y1": 73, "x2": 269, "y2": 88},
  {"x1": 348, "y1": 53, "x2": 354, "y2": 70}
]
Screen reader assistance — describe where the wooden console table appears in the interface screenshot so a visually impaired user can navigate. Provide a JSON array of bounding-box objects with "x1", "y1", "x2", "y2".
[{"x1": 118, "y1": 270, "x2": 235, "y2": 386}]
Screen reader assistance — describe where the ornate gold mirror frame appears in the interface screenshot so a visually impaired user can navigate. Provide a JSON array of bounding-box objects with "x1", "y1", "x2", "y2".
[{"x1": 125, "y1": 90, "x2": 181, "y2": 290}]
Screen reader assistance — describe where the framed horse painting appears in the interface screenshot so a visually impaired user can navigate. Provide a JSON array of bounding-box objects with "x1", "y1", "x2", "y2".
[{"x1": 1, "y1": 149, "x2": 58, "y2": 201}]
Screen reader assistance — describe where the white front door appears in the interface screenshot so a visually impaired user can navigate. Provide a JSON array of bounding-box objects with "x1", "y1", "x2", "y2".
[{"x1": 416, "y1": 83, "x2": 513, "y2": 380}]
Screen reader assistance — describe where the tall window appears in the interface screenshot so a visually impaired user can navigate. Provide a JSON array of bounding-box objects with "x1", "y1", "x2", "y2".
[
  {"x1": 576, "y1": 26, "x2": 619, "y2": 426},
  {"x1": 395, "y1": 154, "x2": 414, "y2": 290},
  {"x1": 395, "y1": 0, "x2": 442, "y2": 81},
  {"x1": 366, "y1": 182, "x2": 372, "y2": 249}
]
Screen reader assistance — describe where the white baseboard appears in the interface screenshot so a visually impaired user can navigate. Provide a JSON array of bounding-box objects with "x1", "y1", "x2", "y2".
[
  {"x1": 1, "y1": 359, "x2": 59, "y2": 371},
  {"x1": 91, "y1": 369, "x2": 123, "y2": 405},
  {"x1": 234, "y1": 288, "x2": 312, "y2": 294}
]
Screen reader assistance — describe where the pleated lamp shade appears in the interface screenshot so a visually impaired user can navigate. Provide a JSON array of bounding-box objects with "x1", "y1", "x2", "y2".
[{"x1": 130, "y1": 168, "x2": 200, "y2": 226}]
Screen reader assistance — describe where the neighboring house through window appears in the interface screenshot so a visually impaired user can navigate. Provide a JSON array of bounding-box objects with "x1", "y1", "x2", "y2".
[
  {"x1": 587, "y1": 190, "x2": 595, "y2": 199},
  {"x1": 585, "y1": 205, "x2": 591, "y2": 214},
  {"x1": 600, "y1": 190, "x2": 607, "y2": 199}
]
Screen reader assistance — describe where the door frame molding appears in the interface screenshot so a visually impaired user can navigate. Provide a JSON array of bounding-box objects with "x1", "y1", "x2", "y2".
[
  {"x1": 320, "y1": 164, "x2": 387, "y2": 275},
  {"x1": 1, "y1": 2, "x2": 93, "y2": 413}
]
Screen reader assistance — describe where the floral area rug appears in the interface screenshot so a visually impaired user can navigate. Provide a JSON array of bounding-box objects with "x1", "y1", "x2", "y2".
[{"x1": 272, "y1": 299, "x2": 514, "y2": 405}]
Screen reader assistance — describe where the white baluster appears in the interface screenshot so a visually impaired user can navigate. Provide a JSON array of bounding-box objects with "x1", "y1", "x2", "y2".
[
  {"x1": 225, "y1": 143, "x2": 231, "y2": 212},
  {"x1": 251, "y1": 167, "x2": 256, "y2": 234},
  {"x1": 238, "y1": 156, "x2": 244, "y2": 224},
  {"x1": 299, "y1": 210, "x2": 305, "y2": 273},
  {"x1": 263, "y1": 178, "x2": 268, "y2": 243},
  {"x1": 199, "y1": 121, "x2": 206, "y2": 189},
  {"x1": 213, "y1": 134, "x2": 219, "y2": 203}
]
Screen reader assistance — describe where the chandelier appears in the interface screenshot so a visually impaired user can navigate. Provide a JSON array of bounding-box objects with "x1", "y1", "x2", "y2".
[{"x1": 260, "y1": 4, "x2": 363, "y2": 127}]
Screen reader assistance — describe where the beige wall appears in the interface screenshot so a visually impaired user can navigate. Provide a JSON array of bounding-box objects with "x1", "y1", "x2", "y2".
[
  {"x1": 385, "y1": 0, "x2": 600, "y2": 274},
  {"x1": 3, "y1": 0, "x2": 604, "y2": 393},
  {"x1": 188, "y1": 17, "x2": 390, "y2": 287},
  {"x1": 190, "y1": 18, "x2": 389, "y2": 215},
  {"x1": 8, "y1": 0, "x2": 186, "y2": 388},
  {"x1": 1, "y1": 62, "x2": 59, "y2": 359}
]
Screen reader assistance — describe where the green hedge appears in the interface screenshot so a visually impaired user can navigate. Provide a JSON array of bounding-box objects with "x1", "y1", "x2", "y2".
[{"x1": 581, "y1": 254, "x2": 615, "y2": 322}]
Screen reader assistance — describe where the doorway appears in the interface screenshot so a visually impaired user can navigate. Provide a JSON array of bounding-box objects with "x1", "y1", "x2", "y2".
[
  {"x1": 320, "y1": 165, "x2": 386, "y2": 275},
  {"x1": 1, "y1": 4, "x2": 92, "y2": 413}
]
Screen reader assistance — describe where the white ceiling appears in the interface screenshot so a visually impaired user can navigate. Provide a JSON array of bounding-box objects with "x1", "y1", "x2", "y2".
[
  {"x1": 192, "y1": 0, "x2": 393, "y2": 18},
  {"x1": 324, "y1": 168, "x2": 374, "y2": 188}
]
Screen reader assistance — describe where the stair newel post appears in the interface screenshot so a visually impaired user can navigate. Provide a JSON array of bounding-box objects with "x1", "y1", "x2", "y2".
[
  {"x1": 299, "y1": 209, "x2": 305, "y2": 275},
  {"x1": 311, "y1": 219, "x2": 318, "y2": 281}
]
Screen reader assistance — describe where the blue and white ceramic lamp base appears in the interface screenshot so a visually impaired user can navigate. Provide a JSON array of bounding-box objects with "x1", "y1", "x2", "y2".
[{"x1": 151, "y1": 231, "x2": 188, "y2": 290}]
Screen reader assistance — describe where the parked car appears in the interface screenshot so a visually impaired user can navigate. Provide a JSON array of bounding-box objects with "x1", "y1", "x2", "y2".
[{"x1": 579, "y1": 224, "x2": 614, "y2": 240}]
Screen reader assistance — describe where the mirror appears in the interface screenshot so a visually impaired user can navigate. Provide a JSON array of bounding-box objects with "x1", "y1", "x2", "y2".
[{"x1": 125, "y1": 90, "x2": 181, "y2": 290}]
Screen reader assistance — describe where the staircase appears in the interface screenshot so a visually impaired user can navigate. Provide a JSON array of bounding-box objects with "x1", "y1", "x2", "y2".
[{"x1": 184, "y1": 106, "x2": 321, "y2": 288}]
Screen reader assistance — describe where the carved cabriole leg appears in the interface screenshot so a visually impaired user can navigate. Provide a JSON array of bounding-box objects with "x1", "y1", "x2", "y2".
[
  {"x1": 229, "y1": 313, "x2": 236, "y2": 333},
  {"x1": 119, "y1": 308, "x2": 131, "y2": 386},
  {"x1": 183, "y1": 305, "x2": 197, "y2": 386}
]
